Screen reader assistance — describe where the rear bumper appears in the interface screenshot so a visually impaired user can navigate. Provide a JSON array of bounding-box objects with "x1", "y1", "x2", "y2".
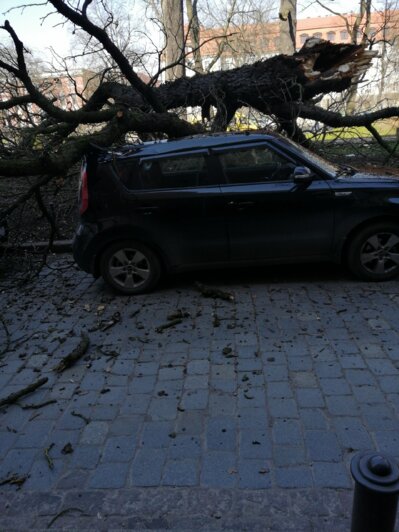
[{"x1": 73, "y1": 222, "x2": 99, "y2": 274}]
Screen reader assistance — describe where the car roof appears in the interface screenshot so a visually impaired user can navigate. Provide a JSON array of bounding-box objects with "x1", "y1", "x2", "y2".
[{"x1": 97, "y1": 132, "x2": 278, "y2": 160}]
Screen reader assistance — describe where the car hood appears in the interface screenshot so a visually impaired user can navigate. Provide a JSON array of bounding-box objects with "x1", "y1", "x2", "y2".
[{"x1": 337, "y1": 172, "x2": 399, "y2": 184}]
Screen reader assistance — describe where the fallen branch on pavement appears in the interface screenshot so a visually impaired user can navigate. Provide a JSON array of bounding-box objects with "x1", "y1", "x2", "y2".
[
  {"x1": 195, "y1": 282, "x2": 234, "y2": 302},
  {"x1": 0, "y1": 474, "x2": 29, "y2": 487},
  {"x1": 20, "y1": 399, "x2": 57, "y2": 410},
  {"x1": 53, "y1": 333, "x2": 89, "y2": 373},
  {"x1": 0, "y1": 377, "x2": 48, "y2": 408}
]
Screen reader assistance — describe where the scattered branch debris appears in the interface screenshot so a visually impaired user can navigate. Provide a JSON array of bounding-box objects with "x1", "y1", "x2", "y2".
[
  {"x1": 0, "y1": 314, "x2": 10, "y2": 359},
  {"x1": 167, "y1": 309, "x2": 190, "y2": 320},
  {"x1": 222, "y1": 346, "x2": 237, "y2": 358},
  {"x1": 99, "y1": 312, "x2": 121, "y2": 331},
  {"x1": 71, "y1": 410, "x2": 91, "y2": 424},
  {"x1": 20, "y1": 399, "x2": 57, "y2": 410},
  {"x1": 155, "y1": 318, "x2": 183, "y2": 333},
  {"x1": 0, "y1": 377, "x2": 48, "y2": 409},
  {"x1": 0, "y1": 473, "x2": 29, "y2": 488},
  {"x1": 195, "y1": 282, "x2": 234, "y2": 302},
  {"x1": 61, "y1": 443, "x2": 74, "y2": 454},
  {"x1": 53, "y1": 333, "x2": 89, "y2": 373},
  {"x1": 44, "y1": 443, "x2": 55, "y2": 470},
  {"x1": 47, "y1": 507, "x2": 87, "y2": 529}
]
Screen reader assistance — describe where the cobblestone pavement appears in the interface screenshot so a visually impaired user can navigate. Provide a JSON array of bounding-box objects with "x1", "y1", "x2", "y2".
[{"x1": 1, "y1": 258, "x2": 399, "y2": 530}]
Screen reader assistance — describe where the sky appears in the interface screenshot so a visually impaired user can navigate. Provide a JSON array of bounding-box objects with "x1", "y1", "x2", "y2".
[{"x1": 0, "y1": 0, "x2": 364, "y2": 62}]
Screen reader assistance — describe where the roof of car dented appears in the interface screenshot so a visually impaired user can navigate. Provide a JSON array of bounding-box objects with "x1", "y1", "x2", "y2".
[{"x1": 107, "y1": 132, "x2": 276, "y2": 160}]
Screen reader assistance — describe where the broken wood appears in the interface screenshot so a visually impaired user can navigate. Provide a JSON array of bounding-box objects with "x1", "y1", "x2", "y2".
[
  {"x1": 20, "y1": 399, "x2": 57, "y2": 410},
  {"x1": 53, "y1": 333, "x2": 89, "y2": 373},
  {"x1": 155, "y1": 318, "x2": 183, "y2": 333},
  {"x1": 0, "y1": 474, "x2": 29, "y2": 487},
  {"x1": 44, "y1": 443, "x2": 55, "y2": 470},
  {"x1": 195, "y1": 282, "x2": 234, "y2": 302},
  {"x1": 0, "y1": 377, "x2": 48, "y2": 409}
]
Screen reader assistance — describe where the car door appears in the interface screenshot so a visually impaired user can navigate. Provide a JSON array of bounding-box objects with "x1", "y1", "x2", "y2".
[
  {"x1": 124, "y1": 149, "x2": 227, "y2": 268},
  {"x1": 213, "y1": 142, "x2": 335, "y2": 262}
]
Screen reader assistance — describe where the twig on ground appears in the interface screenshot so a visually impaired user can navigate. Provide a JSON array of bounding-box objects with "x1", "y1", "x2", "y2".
[
  {"x1": 44, "y1": 443, "x2": 55, "y2": 470},
  {"x1": 155, "y1": 318, "x2": 183, "y2": 333},
  {"x1": 0, "y1": 473, "x2": 29, "y2": 487},
  {"x1": 53, "y1": 332, "x2": 89, "y2": 373},
  {"x1": 20, "y1": 399, "x2": 57, "y2": 410},
  {"x1": 0, "y1": 314, "x2": 10, "y2": 359},
  {"x1": 0, "y1": 377, "x2": 48, "y2": 408},
  {"x1": 47, "y1": 507, "x2": 87, "y2": 528},
  {"x1": 195, "y1": 282, "x2": 234, "y2": 302},
  {"x1": 71, "y1": 410, "x2": 91, "y2": 424}
]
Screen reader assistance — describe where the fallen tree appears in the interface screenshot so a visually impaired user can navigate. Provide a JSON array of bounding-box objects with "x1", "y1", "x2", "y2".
[{"x1": 0, "y1": 1, "x2": 398, "y2": 222}]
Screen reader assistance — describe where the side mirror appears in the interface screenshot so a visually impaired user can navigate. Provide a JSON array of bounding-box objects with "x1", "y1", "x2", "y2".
[{"x1": 293, "y1": 166, "x2": 313, "y2": 184}]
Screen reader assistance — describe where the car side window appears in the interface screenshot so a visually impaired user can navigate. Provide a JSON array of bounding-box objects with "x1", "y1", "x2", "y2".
[
  {"x1": 141, "y1": 154, "x2": 209, "y2": 189},
  {"x1": 219, "y1": 146, "x2": 296, "y2": 184}
]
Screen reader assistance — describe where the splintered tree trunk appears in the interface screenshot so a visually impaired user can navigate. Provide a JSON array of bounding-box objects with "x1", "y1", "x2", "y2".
[
  {"x1": 279, "y1": 0, "x2": 297, "y2": 54},
  {"x1": 161, "y1": 0, "x2": 185, "y2": 80}
]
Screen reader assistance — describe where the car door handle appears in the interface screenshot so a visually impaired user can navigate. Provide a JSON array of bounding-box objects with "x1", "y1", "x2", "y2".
[
  {"x1": 227, "y1": 201, "x2": 255, "y2": 207},
  {"x1": 135, "y1": 206, "x2": 159, "y2": 215}
]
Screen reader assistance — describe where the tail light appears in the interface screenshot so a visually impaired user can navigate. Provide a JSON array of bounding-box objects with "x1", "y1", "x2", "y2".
[{"x1": 79, "y1": 160, "x2": 89, "y2": 215}]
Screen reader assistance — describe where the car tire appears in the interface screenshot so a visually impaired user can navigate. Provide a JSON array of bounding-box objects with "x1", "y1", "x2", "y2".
[
  {"x1": 100, "y1": 240, "x2": 161, "y2": 294},
  {"x1": 347, "y1": 222, "x2": 399, "y2": 281}
]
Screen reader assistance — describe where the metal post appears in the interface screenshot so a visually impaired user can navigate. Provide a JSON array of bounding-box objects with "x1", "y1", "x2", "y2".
[{"x1": 351, "y1": 451, "x2": 399, "y2": 532}]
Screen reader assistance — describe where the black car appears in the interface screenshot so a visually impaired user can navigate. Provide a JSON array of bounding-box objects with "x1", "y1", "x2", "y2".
[{"x1": 73, "y1": 132, "x2": 399, "y2": 294}]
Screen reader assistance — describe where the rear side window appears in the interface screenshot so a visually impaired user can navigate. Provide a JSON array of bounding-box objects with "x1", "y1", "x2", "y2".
[
  {"x1": 115, "y1": 154, "x2": 209, "y2": 190},
  {"x1": 219, "y1": 146, "x2": 296, "y2": 184}
]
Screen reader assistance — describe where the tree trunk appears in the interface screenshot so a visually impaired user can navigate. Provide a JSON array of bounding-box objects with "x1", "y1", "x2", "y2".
[
  {"x1": 161, "y1": 0, "x2": 185, "y2": 80},
  {"x1": 279, "y1": 0, "x2": 297, "y2": 54},
  {"x1": 185, "y1": 0, "x2": 203, "y2": 73}
]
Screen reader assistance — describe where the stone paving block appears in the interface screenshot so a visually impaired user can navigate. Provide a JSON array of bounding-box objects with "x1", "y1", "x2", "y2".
[
  {"x1": 206, "y1": 417, "x2": 237, "y2": 451},
  {"x1": 345, "y1": 369, "x2": 377, "y2": 386},
  {"x1": 80, "y1": 421, "x2": 109, "y2": 445},
  {"x1": 237, "y1": 358, "x2": 262, "y2": 372},
  {"x1": 148, "y1": 397, "x2": 179, "y2": 421},
  {"x1": 181, "y1": 389, "x2": 209, "y2": 410},
  {"x1": 201, "y1": 451, "x2": 237, "y2": 488},
  {"x1": 101, "y1": 435, "x2": 136, "y2": 462},
  {"x1": 169, "y1": 435, "x2": 202, "y2": 458},
  {"x1": 267, "y1": 381, "x2": 293, "y2": 398},
  {"x1": 162, "y1": 459, "x2": 199, "y2": 486},
  {"x1": 378, "y1": 375, "x2": 399, "y2": 393},
  {"x1": 291, "y1": 372, "x2": 318, "y2": 388},
  {"x1": 268, "y1": 397, "x2": 298, "y2": 418},
  {"x1": 338, "y1": 355, "x2": 366, "y2": 369},
  {"x1": 15, "y1": 419, "x2": 55, "y2": 448},
  {"x1": 88, "y1": 462, "x2": 129, "y2": 488},
  {"x1": 184, "y1": 375, "x2": 208, "y2": 389},
  {"x1": 305, "y1": 431, "x2": 342, "y2": 462},
  {"x1": 273, "y1": 445, "x2": 306, "y2": 467},
  {"x1": 238, "y1": 459, "x2": 272, "y2": 488},
  {"x1": 264, "y1": 364, "x2": 289, "y2": 382},
  {"x1": 210, "y1": 378, "x2": 236, "y2": 393},
  {"x1": 79, "y1": 373, "x2": 106, "y2": 391},
  {"x1": 287, "y1": 357, "x2": 313, "y2": 371},
  {"x1": 69, "y1": 445, "x2": 101, "y2": 469},
  {"x1": 326, "y1": 395, "x2": 360, "y2": 416},
  {"x1": 175, "y1": 411, "x2": 204, "y2": 435},
  {"x1": 0, "y1": 448, "x2": 38, "y2": 478},
  {"x1": 239, "y1": 428, "x2": 272, "y2": 459},
  {"x1": 314, "y1": 361, "x2": 343, "y2": 378},
  {"x1": 312, "y1": 462, "x2": 351, "y2": 488},
  {"x1": 95, "y1": 386, "x2": 126, "y2": 405},
  {"x1": 159, "y1": 366, "x2": 184, "y2": 380},
  {"x1": 211, "y1": 364, "x2": 236, "y2": 380},
  {"x1": 366, "y1": 358, "x2": 399, "y2": 376},
  {"x1": 140, "y1": 421, "x2": 175, "y2": 448},
  {"x1": 120, "y1": 394, "x2": 151, "y2": 415},
  {"x1": 108, "y1": 415, "x2": 143, "y2": 437},
  {"x1": 272, "y1": 420, "x2": 303, "y2": 445},
  {"x1": 296, "y1": 388, "x2": 325, "y2": 408},
  {"x1": 187, "y1": 360, "x2": 210, "y2": 375},
  {"x1": 275, "y1": 466, "x2": 313, "y2": 488},
  {"x1": 208, "y1": 392, "x2": 236, "y2": 416},
  {"x1": 319, "y1": 378, "x2": 351, "y2": 396},
  {"x1": 135, "y1": 362, "x2": 159, "y2": 376},
  {"x1": 352, "y1": 385, "x2": 385, "y2": 404},
  {"x1": 23, "y1": 459, "x2": 65, "y2": 490},
  {"x1": 373, "y1": 431, "x2": 399, "y2": 456},
  {"x1": 238, "y1": 387, "x2": 266, "y2": 409},
  {"x1": 130, "y1": 448, "x2": 167, "y2": 486},
  {"x1": 299, "y1": 408, "x2": 328, "y2": 430},
  {"x1": 129, "y1": 375, "x2": 156, "y2": 393}
]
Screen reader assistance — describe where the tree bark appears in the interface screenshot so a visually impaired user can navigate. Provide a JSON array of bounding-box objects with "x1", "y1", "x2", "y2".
[
  {"x1": 279, "y1": 0, "x2": 297, "y2": 54},
  {"x1": 161, "y1": 0, "x2": 186, "y2": 80}
]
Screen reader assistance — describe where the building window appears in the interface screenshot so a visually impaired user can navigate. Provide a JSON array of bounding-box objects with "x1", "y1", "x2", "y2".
[
  {"x1": 300, "y1": 33, "x2": 309, "y2": 44},
  {"x1": 327, "y1": 31, "x2": 336, "y2": 41},
  {"x1": 340, "y1": 30, "x2": 349, "y2": 40},
  {"x1": 312, "y1": 32, "x2": 322, "y2": 39}
]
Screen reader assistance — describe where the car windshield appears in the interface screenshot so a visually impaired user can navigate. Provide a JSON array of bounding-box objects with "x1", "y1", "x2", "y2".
[{"x1": 274, "y1": 137, "x2": 341, "y2": 177}]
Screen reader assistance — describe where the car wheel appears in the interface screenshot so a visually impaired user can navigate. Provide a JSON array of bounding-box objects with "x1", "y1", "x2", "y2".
[
  {"x1": 347, "y1": 223, "x2": 399, "y2": 281},
  {"x1": 100, "y1": 240, "x2": 161, "y2": 294}
]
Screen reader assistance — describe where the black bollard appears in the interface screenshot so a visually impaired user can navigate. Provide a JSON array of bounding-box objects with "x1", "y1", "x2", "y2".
[{"x1": 351, "y1": 450, "x2": 399, "y2": 532}]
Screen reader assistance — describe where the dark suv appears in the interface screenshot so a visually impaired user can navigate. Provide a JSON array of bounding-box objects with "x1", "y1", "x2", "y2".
[{"x1": 73, "y1": 132, "x2": 399, "y2": 294}]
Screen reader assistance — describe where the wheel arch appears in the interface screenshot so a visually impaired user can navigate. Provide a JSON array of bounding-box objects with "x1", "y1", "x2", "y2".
[
  {"x1": 91, "y1": 227, "x2": 170, "y2": 277},
  {"x1": 340, "y1": 215, "x2": 399, "y2": 265}
]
